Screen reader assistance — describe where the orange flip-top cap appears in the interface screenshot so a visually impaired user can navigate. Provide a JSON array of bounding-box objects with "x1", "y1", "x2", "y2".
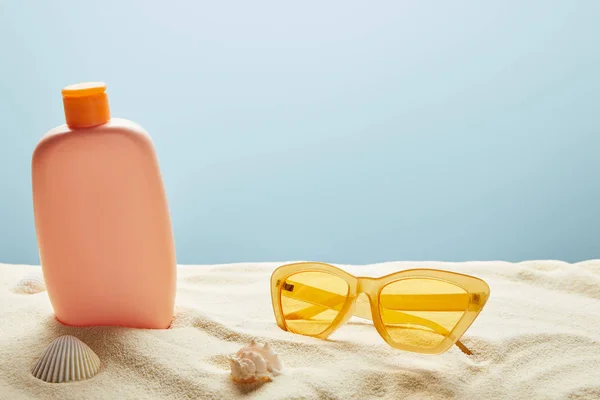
[{"x1": 62, "y1": 82, "x2": 111, "y2": 129}]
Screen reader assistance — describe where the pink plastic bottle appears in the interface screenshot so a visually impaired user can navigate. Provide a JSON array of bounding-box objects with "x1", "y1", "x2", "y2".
[{"x1": 32, "y1": 82, "x2": 176, "y2": 329}]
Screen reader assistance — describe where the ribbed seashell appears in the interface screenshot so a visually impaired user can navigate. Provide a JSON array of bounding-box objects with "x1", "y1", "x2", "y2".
[
  {"x1": 13, "y1": 273, "x2": 46, "y2": 294},
  {"x1": 31, "y1": 335, "x2": 101, "y2": 383},
  {"x1": 229, "y1": 339, "x2": 283, "y2": 383}
]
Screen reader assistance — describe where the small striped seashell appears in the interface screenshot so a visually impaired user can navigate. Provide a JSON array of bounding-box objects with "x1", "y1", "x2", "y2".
[
  {"x1": 13, "y1": 273, "x2": 46, "y2": 294},
  {"x1": 31, "y1": 335, "x2": 101, "y2": 383}
]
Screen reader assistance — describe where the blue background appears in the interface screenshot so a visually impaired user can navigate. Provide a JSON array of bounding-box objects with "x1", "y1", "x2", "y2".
[{"x1": 1, "y1": 1, "x2": 599, "y2": 265}]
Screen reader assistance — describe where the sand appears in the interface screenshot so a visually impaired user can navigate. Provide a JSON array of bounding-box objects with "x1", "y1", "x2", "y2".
[{"x1": 1, "y1": 260, "x2": 599, "y2": 400}]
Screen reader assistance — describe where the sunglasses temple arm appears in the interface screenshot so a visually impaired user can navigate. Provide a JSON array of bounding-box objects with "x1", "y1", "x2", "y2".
[{"x1": 282, "y1": 282, "x2": 473, "y2": 355}]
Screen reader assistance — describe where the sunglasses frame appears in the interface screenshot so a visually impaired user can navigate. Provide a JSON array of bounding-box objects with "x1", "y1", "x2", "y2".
[{"x1": 271, "y1": 262, "x2": 490, "y2": 355}]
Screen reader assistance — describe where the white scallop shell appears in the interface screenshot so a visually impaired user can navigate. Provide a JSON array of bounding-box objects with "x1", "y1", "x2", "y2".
[
  {"x1": 13, "y1": 273, "x2": 46, "y2": 294},
  {"x1": 229, "y1": 339, "x2": 283, "y2": 383},
  {"x1": 31, "y1": 335, "x2": 101, "y2": 383}
]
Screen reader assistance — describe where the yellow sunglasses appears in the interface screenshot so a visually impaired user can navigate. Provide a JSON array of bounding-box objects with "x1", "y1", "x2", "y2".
[{"x1": 270, "y1": 262, "x2": 490, "y2": 355}]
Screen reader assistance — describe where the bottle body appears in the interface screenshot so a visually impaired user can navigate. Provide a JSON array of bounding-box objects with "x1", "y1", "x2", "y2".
[{"x1": 32, "y1": 118, "x2": 176, "y2": 328}]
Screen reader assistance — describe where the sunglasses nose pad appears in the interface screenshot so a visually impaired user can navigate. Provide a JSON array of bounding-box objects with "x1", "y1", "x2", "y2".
[{"x1": 354, "y1": 293, "x2": 374, "y2": 321}]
